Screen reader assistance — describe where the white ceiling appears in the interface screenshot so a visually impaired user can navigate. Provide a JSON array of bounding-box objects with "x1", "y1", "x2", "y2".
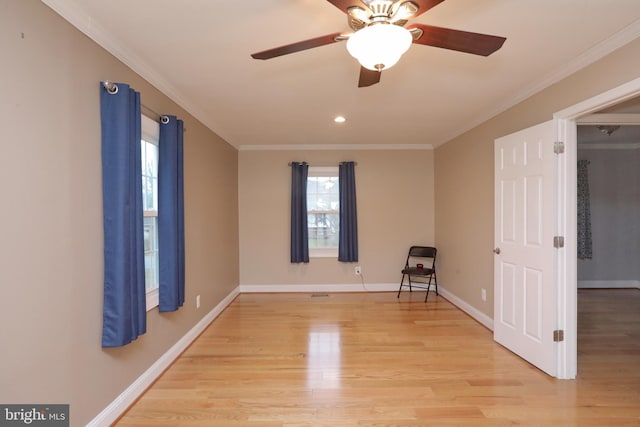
[{"x1": 43, "y1": 0, "x2": 640, "y2": 149}]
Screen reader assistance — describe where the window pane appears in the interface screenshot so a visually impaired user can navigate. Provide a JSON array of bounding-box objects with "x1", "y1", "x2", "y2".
[
  {"x1": 150, "y1": 176, "x2": 158, "y2": 211},
  {"x1": 141, "y1": 117, "x2": 160, "y2": 301},
  {"x1": 144, "y1": 217, "x2": 159, "y2": 291},
  {"x1": 308, "y1": 213, "x2": 339, "y2": 248},
  {"x1": 147, "y1": 141, "x2": 158, "y2": 176},
  {"x1": 307, "y1": 168, "x2": 339, "y2": 252},
  {"x1": 317, "y1": 177, "x2": 332, "y2": 193},
  {"x1": 330, "y1": 193, "x2": 339, "y2": 210},
  {"x1": 141, "y1": 140, "x2": 159, "y2": 212}
]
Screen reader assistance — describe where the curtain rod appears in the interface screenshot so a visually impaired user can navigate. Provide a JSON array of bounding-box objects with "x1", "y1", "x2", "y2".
[
  {"x1": 288, "y1": 162, "x2": 358, "y2": 166},
  {"x1": 102, "y1": 81, "x2": 184, "y2": 129}
]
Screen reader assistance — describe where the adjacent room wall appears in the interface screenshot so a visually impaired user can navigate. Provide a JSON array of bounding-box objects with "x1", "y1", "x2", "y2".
[
  {"x1": 0, "y1": 2, "x2": 239, "y2": 425},
  {"x1": 435, "y1": 37, "x2": 640, "y2": 319},
  {"x1": 577, "y1": 147, "x2": 640, "y2": 286},
  {"x1": 238, "y1": 149, "x2": 435, "y2": 287}
]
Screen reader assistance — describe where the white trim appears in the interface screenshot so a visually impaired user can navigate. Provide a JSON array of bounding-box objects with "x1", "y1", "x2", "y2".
[
  {"x1": 436, "y1": 20, "x2": 640, "y2": 148},
  {"x1": 40, "y1": 0, "x2": 234, "y2": 147},
  {"x1": 87, "y1": 287, "x2": 240, "y2": 427},
  {"x1": 309, "y1": 249, "x2": 339, "y2": 258},
  {"x1": 578, "y1": 280, "x2": 640, "y2": 289},
  {"x1": 145, "y1": 288, "x2": 159, "y2": 312},
  {"x1": 437, "y1": 287, "x2": 494, "y2": 331},
  {"x1": 89, "y1": 283, "x2": 498, "y2": 424},
  {"x1": 141, "y1": 114, "x2": 160, "y2": 143},
  {"x1": 308, "y1": 166, "x2": 339, "y2": 176},
  {"x1": 578, "y1": 142, "x2": 640, "y2": 150},
  {"x1": 40, "y1": 0, "x2": 640, "y2": 152},
  {"x1": 239, "y1": 283, "x2": 399, "y2": 293},
  {"x1": 555, "y1": 77, "x2": 640, "y2": 119},
  {"x1": 239, "y1": 144, "x2": 433, "y2": 151},
  {"x1": 555, "y1": 117, "x2": 574, "y2": 380},
  {"x1": 554, "y1": 76, "x2": 640, "y2": 380},
  {"x1": 578, "y1": 113, "x2": 640, "y2": 125},
  {"x1": 238, "y1": 284, "x2": 495, "y2": 330}
]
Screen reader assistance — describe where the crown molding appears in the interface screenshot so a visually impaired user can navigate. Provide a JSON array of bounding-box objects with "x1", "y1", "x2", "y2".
[
  {"x1": 436, "y1": 18, "x2": 640, "y2": 148},
  {"x1": 239, "y1": 143, "x2": 433, "y2": 151},
  {"x1": 41, "y1": 1, "x2": 640, "y2": 151},
  {"x1": 40, "y1": 0, "x2": 234, "y2": 147}
]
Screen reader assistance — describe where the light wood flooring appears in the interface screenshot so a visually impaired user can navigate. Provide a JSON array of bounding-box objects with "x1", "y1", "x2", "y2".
[{"x1": 116, "y1": 289, "x2": 640, "y2": 426}]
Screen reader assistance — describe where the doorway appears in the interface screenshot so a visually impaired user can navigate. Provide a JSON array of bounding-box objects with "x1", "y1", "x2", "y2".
[{"x1": 554, "y1": 77, "x2": 640, "y2": 379}]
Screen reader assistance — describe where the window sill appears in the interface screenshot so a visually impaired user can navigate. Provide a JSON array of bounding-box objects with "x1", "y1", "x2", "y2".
[
  {"x1": 309, "y1": 248, "x2": 338, "y2": 258},
  {"x1": 146, "y1": 288, "x2": 159, "y2": 311}
]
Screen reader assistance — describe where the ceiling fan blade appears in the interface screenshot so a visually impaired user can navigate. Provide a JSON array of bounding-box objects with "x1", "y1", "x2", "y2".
[
  {"x1": 358, "y1": 67, "x2": 381, "y2": 87},
  {"x1": 251, "y1": 32, "x2": 343, "y2": 60},
  {"x1": 409, "y1": 0, "x2": 446, "y2": 17},
  {"x1": 408, "y1": 24, "x2": 506, "y2": 56}
]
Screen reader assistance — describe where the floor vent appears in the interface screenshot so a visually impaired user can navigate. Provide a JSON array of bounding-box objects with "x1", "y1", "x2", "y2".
[{"x1": 311, "y1": 294, "x2": 329, "y2": 297}]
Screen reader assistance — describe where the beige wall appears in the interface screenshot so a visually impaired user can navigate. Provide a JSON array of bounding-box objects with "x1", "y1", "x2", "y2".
[
  {"x1": 239, "y1": 149, "x2": 434, "y2": 286},
  {"x1": 0, "y1": 1, "x2": 238, "y2": 425},
  {"x1": 435, "y1": 38, "x2": 640, "y2": 318}
]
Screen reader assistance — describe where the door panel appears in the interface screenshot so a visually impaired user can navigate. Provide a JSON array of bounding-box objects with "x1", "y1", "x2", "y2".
[
  {"x1": 500, "y1": 262, "x2": 517, "y2": 327},
  {"x1": 494, "y1": 120, "x2": 557, "y2": 377}
]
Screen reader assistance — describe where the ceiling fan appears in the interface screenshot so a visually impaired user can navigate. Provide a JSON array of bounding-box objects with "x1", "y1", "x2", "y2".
[{"x1": 251, "y1": 0, "x2": 507, "y2": 88}]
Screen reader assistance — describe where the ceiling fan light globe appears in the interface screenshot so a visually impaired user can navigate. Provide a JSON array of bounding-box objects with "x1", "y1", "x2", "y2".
[{"x1": 346, "y1": 23, "x2": 412, "y2": 71}]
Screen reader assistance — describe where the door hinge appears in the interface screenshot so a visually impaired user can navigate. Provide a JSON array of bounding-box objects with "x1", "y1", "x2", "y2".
[
  {"x1": 553, "y1": 236, "x2": 565, "y2": 248},
  {"x1": 553, "y1": 330, "x2": 565, "y2": 342},
  {"x1": 554, "y1": 141, "x2": 565, "y2": 154}
]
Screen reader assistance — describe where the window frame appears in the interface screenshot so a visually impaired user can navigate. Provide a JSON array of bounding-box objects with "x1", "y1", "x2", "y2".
[
  {"x1": 307, "y1": 166, "x2": 339, "y2": 258},
  {"x1": 141, "y1": 114, "x2": 159, "y2": 310}
]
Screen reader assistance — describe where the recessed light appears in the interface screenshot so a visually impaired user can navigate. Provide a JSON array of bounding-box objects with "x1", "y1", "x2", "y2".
[{"x1": 334, "y1": 116, "x2": 346, "y2": 123}]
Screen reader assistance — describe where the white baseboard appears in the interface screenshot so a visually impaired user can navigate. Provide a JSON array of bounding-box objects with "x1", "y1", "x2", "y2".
[
  {"x1": 89, "y1": 283, "x2": 496, "y2": 425},
  {"x1": 241, "y1": 283, "x2": 494, "y2": 330},
  {"x1": 578, "y1": 280, "x2": 640, "y2": 289},
  {"x1": 87, "y1": 286, "x2": 240, "y2": 427},
  {"x1": 239, "y1": 283, "x2": 398, "y2": 293},
  {"x1": 437, "y1": 287, "x2": 494, "y2": 331}
]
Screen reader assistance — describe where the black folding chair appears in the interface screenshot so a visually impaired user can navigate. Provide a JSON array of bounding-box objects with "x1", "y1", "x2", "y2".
[{"x1": 397, "y1": 246, "x2": 438, "y2": 302}]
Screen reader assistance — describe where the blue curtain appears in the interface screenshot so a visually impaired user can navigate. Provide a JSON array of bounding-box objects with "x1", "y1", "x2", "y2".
[
  {"x1": 291, "y1": 162, "x2": 309, "y2": 263},
  {"x1": 100, "y1": 83, "x2": 146, "y2": 347},
  {"x1": 339, "y1": 161, "x2": 358, "y2": 262},
  {"x1": 158, "y1": 116, "x2": 185, "y2": 312}
]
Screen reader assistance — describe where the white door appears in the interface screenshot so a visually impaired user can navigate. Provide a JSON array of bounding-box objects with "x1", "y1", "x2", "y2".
[{"x1": 494, "y1": 120, "x2": 557, "y2": 377}]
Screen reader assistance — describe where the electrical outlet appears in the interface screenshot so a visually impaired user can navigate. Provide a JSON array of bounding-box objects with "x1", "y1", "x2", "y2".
[
  {"x1": 196, "y1": 295, "x2": 201, "y2": 309},
  {"x1": 355, "y1": 266, "x2": 362, "y2": 275},
  {"x1": 481, "y1": 288, "x2": 487, "y2": 302}
]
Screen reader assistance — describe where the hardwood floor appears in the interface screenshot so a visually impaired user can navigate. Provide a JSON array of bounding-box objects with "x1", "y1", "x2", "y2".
[{"x1": 116, "y1": 290, "x2": 640, "y2": 426}]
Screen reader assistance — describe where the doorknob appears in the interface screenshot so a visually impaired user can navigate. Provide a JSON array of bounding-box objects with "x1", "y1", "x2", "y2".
[{"x1": 493, "y1": 247, "x2": 501, "y2": 254}]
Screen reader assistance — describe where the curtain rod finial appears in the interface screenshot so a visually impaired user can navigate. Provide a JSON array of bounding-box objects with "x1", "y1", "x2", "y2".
[{"x1": 102, "y1": 80, "x2": 118, "y2": 94}]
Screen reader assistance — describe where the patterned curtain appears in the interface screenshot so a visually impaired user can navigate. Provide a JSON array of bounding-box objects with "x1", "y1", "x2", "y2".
[{"x1": 577, "y1": 160, "x2": 592, "y2": 259}]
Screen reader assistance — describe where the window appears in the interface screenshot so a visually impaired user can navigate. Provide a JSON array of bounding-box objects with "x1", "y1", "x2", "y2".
[
  {"x1": 141, "y1": 115, "x2": 159, "y2": 310},
  {"x1": 307, "y1": 167, "x2": 339, "y2": 257}
]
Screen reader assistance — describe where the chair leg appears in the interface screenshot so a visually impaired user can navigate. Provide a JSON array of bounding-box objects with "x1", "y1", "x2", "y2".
[
  {"x1": 424, "y1": 275, "x2": 432, "y2": 302},
  {"x1": 433, "y1": 271, "x2": 438, "y2": 295},
  {"x1": 397, "y1": 274, "x2": 405, "y2": 298}
]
